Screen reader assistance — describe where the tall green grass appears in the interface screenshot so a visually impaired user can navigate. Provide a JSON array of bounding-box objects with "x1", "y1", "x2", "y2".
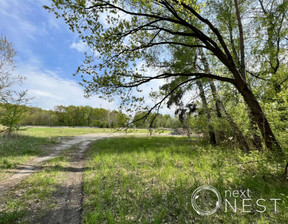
[
  {"x1": 0, "y1": 154, "x2": 69, "y2": 223},
  {"x1": 0, "y1": 126, "x2": 170, "y2": 181},
  {"x1": 83, "y1": 137, "x2": 288, "y2": 223},
  {"x1": 0, "y1": 135, "x2": 57, "y2": 181}
]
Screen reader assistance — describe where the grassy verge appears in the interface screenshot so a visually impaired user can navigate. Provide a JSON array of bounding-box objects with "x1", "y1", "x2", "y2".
[
  {"x1": 18, "y1": 127, "x2": 171, "y2": 138},
  {"x1": 83, "y1": 137, "x2": 288, "y2": 223},
  {"x1": 0, "y1": 135, "x2": 57, "y2": 181},
  {"x1": 0, "y1": 126, "x2": 162, "y2": 181},
  {"x1": 0, "y1": 153, "x2": 69, "y2": 224}
]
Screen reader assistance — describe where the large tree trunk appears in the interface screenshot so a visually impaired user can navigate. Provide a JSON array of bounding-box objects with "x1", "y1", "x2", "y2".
[
  {"x1": 233, "y1": 0, "x2": 246, "y2": 82},
  {"x1": 249, "y1": 112, "x2": 263, "y2": 151},
  {"x1": 233, "y1": 0, "x2": 262, "y2": 151},
  {"x1": 196, "y1": 80, "x2": 217, "y2": 145},
  {"x1": 206, "y1": 31, "x2": 282, "y2": 152},
  {"x1": 198, "y1": 47, "x2": 250, "y2": 151},
  {"x1": 209, "y1": 79, "x2": 250, "y2": 152},
  {"x1": 234, "y1": 80, "x2": 282, "y2": 153}
]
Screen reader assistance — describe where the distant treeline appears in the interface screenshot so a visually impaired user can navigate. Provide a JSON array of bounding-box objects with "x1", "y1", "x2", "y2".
[{"x1": 16, "y1": 105, "x2": 181, "y2": 128}]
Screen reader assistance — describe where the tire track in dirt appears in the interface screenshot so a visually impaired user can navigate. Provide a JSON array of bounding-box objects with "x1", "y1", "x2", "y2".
[
  {"x1": 33, "y1": 138, "x2": 103, "y2": 224},
  {"x1": 0, "y1": 133, "x2": 114, "y2": 196},
  {"x1": 0, "y1": 132, "x2": 169, "y2": 223}
]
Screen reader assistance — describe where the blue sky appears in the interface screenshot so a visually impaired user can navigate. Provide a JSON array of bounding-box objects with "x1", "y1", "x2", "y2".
[
  {"x1": 0, "y1": 0, "x2": 177, "y2": 114},
  {"x1": 0, "y1": 0, "x2": 117, "y2": 110}
]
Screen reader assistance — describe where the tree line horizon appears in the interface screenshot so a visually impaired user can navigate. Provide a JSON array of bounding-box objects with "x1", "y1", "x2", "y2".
[{"x1": 5, "y1": 104, "x2": 182, "y2": 129}]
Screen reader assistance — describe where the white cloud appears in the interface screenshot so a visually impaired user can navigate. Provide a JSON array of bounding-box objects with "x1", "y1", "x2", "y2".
[
  {"x1": 98, "y1": 5, "x2": 132, "y2": 29},
  {"x1": 0, "y1": 6, "x2": 37, "y2": 40},
  {"x1": 70, "y1": 40, "x2": 89, "y2": 53},
  {"x1": 130, "y1": 61, "x2": 199, "y2": 116},
  {"x1": 128, "y1": 61, "x2": 175, "y2": 115},
  {"x1": 70, "y1": 40, "x2": 100, "y2": 57},
  {"x1": 14, "y1": 63, "x2": 117, "y2": 111},
  {"x1": 11, "y1": 60, "x2": 177, "y2": 115}
]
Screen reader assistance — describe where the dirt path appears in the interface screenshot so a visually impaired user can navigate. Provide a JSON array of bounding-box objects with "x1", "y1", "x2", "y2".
[
  {"x1": 0, "y1": 132, "x2": 170, "y2": 223},
  {"x1": 0, "y1": 134, "x2": 95, "y2": 195},
  {"x1": 33, "y1": 138, "x2": 100, "y2": 224},
  {"x1": 0, "y1": 133, "x2": 134, "y2": 195}
]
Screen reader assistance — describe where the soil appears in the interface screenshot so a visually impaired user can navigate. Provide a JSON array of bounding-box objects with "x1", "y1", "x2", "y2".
[
  {"x1": 0, "y1": 132, "x2": 162, "y2": 223},
  {"x1": 32, "y1": 139, "x2": 99, "y2": 224}
]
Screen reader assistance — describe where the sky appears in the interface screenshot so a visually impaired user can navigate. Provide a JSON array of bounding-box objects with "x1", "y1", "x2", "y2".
[
  {"x1": 0, "y1": 0, "x2": 118, "y2": 110},
  {"x1": 0, "y1": 0, "x2": 186, "y2": 116}
]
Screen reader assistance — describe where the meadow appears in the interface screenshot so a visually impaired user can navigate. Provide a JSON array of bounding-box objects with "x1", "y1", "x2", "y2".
[
  {"x1": 18, "y1": 127, "x2": 170, "y2": 137},
  {"x1": 1, "y1": 128, "x2": 288, "y2": 223},
  {"x1": 0, "y1": 127, "x2": 165, "y2": 181},
  {"x1": 82, "y1": 137, "x2": 288, "y2": 223}
]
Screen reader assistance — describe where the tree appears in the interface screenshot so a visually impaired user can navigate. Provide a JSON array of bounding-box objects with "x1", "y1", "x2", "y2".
[
  {"x1": 46, "y1": 0, "x2": 285, "y2": 152},
  {"x1": 208, "y1": 0, "x2": 287, "y2": 152},
  {"x1": 0, "y1": 92, "x2": 29, "y2": 135},
  {"x1": 198, "y1": 46, "x2": 250, "y2": 151},
  {"x1": 0, "y1": 34, "x2": 20, "y2": 92},
  {"x1": 0, "y1": 34, "x2": 29, "y2": 135},
  {"x1": 175, "y1": 103, "x2": 196, "y2": 140}
]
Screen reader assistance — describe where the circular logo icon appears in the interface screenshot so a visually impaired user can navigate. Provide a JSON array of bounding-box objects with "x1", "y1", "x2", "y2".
[{"x1": 191, "y1": 185, "x2": 221, "y2": 216}]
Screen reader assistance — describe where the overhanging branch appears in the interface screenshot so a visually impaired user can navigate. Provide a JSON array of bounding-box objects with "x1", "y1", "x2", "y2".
[{"x1": 113, "y1": 72, "x2": 235, "y2": 88}]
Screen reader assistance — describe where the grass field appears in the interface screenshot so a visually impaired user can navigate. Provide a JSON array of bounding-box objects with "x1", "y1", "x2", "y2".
[
  {"x1": 0, "y1": 135, "x2": 56, "y2": 181},
  {"x1": 0, "y1": 127, "x2": 169, "y2": 181},
  {"x1": 18, "y1": 127, "x2": 171, "y2": 138},
  {"x1": 0, "y1": 150, "x2": 70, "y2": 223},
  {"x1": 1, "y1": 128, "x2": 288, "y2": 223},
  {"x1": 83, "y1": 137, "x2": 288, "y2": 223}
]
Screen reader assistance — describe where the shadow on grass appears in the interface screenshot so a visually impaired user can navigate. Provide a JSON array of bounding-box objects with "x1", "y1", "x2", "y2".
[
  {"x1": 86, "y1": 136, "x2": 210, "y2": 156},
  {"x1": 81, "y1": 169, "x2": 288, "y2": 223},
  {"x1": 1, "y1": 136, "x2": 288, "y2": 223},
  {"x1": 0, "y1": 210, "x2": 27, "y2": 224},
  {"x1": 1, "y1": 175, "x2": 287, "y2": 224},
  {"x1": 0, "y1": 135, "x2": 57, "y2": 169},
  {"x1": 81, "y1": 136, "x2": 288, "y2": 223},
  {"x1": 3, "y1": 164, "x2": 85, "y2": 174},
  {"x1": 0, "y1": 134, "x2": 56, "y2": 157},
  {"x1": 0, "y1": 184, "x2": 82, "y2": 224},
  {"x1": 82, "y1": 167, "x2": 288, "y2": 223}
]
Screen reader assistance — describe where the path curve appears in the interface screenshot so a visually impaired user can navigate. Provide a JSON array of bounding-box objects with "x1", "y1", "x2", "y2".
[
  {"x1": 0, "y1": 133, "x2": 131, "y2": 195},
  {"x1": 0, "y1": 132, "x2": 169, "y2": 223}
]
